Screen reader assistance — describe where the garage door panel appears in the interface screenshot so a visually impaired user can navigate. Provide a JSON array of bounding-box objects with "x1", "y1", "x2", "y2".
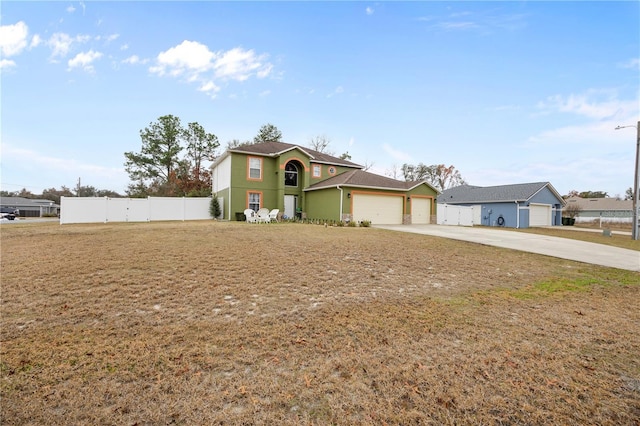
[
  {"x1": 353, "y1": 194, "x2": 403, "y2": 225},
  {"x1": 411, "y1": 198, "x2": 431, "y2": 224},
  {"x1": 530, "y1": 204, "x2": 551, "y2": 227}
]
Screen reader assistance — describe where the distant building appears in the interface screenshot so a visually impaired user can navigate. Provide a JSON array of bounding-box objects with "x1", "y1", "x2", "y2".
[
  {"x1": 565, "y1": 197, "x2": 633, "y2": 224},
  {"x1": 0, "y1": 197, "x2": 59, "y2": 217}
]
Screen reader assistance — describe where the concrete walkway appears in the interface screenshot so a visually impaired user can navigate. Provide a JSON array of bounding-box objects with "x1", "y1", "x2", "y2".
[{"x1": 374, "y1": 224, "x2": 640, "y2": 272}]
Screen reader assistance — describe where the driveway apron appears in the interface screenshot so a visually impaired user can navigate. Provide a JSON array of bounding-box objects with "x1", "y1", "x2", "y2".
[{"x1": 374, "y1": 225, "x2": 640, "y2": 272}]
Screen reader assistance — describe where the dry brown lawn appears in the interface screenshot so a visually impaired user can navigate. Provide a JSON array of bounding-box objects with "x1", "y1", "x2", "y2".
[{"x1": 1, "y1": 221, "x2": 639, "y2": 425}]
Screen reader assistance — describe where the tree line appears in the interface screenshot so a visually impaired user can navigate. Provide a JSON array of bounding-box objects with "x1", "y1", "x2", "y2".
[{"x1": 7, "y1": 113, "x2": 636, "y2": 201}]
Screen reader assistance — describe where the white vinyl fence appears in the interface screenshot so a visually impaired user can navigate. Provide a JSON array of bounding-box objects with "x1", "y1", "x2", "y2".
[
  {"x1": 437, "y1": 204, "x2": 481, "y2": 226},
  {"x1": 60, "y1": 196, "x2": 213, "y2": 224}
]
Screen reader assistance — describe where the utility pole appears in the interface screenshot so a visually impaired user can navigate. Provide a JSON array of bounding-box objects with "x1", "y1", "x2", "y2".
[
  {"x1": 77, "y1": 177, "x2": 81, "y2": 197},
  {"x1": 615, "y1": 121, "x2": 640, "y2": 240}
]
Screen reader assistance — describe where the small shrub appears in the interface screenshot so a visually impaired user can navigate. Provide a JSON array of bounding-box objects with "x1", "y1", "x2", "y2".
[
  {"x1": 209, "y1": 197, "x2": 221, "y2": 219},
  {"x1": 360, "y1": 220, "x2": 371, "y2": 227},
  {"x1": 347, "y1": 220, "x2": 357, "y2": 227}
]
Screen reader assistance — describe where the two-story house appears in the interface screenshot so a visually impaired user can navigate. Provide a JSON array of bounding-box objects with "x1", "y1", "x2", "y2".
[{"x1": 211, "y1": 141, "x2": 439, "y2": 225}]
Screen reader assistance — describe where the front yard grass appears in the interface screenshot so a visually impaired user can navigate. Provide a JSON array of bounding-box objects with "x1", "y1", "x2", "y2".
[{"x1": 1, "y1": 221, "x2": 639, "y2": 425}]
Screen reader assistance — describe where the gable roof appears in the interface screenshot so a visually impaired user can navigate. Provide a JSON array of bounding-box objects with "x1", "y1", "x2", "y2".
[
  {"x1": 565, "y1": 197, "x2": 632, "y2": 211},
  {"x1": 0, "y1": 197, "x2": 60, "y2": 208},
  {"x1": 437, "y1": 182, "x2": 564, "y2": 204},
  {"x1": 1, "y1": 196, "x2": 57, "y2": 205},
  {"x1": 305, "y1": 169, "x2": 439, "y2": 193},
  {"x1": 214, "y1": 141, "x2": 363, "y2": 169}
]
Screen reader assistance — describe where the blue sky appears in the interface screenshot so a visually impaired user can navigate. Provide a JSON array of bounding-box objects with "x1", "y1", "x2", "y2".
[{"x1": 1, "y1": 1, "x2": 638, "y2": 197}]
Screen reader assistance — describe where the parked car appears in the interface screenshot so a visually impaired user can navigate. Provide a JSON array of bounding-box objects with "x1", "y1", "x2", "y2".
[{"x1": 0, "y1": 207, "x2": 19, "y2": 220}]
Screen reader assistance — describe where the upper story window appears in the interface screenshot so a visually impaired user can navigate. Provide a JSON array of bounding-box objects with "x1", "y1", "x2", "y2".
[
  {"x1": 284, "y1": 162, "x2": 298, "y2": 186},
  {"x1": 248, "y1": 157, "x2": 262, "y2": 180},
  {"x1": 312, "y1": 164, "x2": 321, "y2": 178}
]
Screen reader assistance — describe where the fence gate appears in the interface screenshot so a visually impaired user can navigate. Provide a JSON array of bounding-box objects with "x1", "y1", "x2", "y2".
[{"x1": 437, "y1": 204, "x2": 480, "y2": 226}]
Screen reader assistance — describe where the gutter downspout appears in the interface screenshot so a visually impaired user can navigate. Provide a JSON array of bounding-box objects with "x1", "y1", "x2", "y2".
[
  {"x1": 337, "y1": 185, "x2": 343, "y2": 222},
  {"x1": 515, "y1": 201, "x2": 519, "y2": 228}
]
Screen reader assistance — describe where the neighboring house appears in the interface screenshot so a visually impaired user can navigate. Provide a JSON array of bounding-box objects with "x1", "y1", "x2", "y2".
[
  {"x1": 437, "y1": 182, "x2": 564, "y2": 228},
  {"x1": 0, "y1": 197, "x2": 60, "y2": 217},
  {"x1": 211, "y1": 141, "x2": 439, "y2": 224},
  {"x1": 565, "y1": 197, "x2": 633, "y2": 224}
]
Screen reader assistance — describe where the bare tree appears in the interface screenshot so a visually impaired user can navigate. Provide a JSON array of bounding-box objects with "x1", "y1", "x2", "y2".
[
  {"x1": 563, "y1": 203, "x2": 583, "y2": 219},
  {"x1": 401, "y1": 163, "x2": 465, "y2": 191},
  {"x1": 385, "y1": 164, "x2": 400, "y2": 180},
  {"x1": 309, "y1": 134, "x2": 333, "y2": 154},
  {"x1": 362, "y1": 160, "x2": 374, "y2": 172}
]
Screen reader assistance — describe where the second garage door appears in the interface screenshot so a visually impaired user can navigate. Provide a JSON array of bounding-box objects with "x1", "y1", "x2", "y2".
[
  {"x1": 411, "y1": 197, "x2": 431, "y2": 224},
  {"x1": 352, "y1": 193, "x2": 403, "y2": 224},
  {"x1": 529, "y1": 203, "x2": 552, "y2": 227}
]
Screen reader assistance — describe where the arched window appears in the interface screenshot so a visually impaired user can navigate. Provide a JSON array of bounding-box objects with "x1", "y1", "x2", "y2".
[{"x1": 284, "y1": 162, "x2": 298, "y2": 186}]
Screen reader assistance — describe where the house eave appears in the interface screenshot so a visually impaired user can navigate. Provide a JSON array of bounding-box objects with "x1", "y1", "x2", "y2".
[{"x1": 305, "y1": 183, "x2": 409, "y2": 192}]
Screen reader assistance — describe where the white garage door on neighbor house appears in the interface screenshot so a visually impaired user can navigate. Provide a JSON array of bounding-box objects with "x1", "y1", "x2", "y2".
[{"x1": 529, "y1": 203, "x2": 552, "y2": 227}]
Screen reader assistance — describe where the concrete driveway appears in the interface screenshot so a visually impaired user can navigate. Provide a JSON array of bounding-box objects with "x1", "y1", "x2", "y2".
[{"x1": 374, "y1": 224, "x2": 640, "y2": 272}]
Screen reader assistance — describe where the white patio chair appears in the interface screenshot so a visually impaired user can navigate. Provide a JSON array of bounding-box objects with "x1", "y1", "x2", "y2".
[
  {"x1": 256, "y1": 208, "x2": 271, "y2": 223},
  {"x1": 243, "y1": 208, "x2": 257, "y2": 223},
  {"x1": 269, "y1": 209, "x2": 280, "y2": 222}
]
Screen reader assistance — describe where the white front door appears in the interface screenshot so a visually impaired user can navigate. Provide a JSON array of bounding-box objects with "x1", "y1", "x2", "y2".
[{"x1": 284, "y1": 195, "x2": 296, "y2": 219}]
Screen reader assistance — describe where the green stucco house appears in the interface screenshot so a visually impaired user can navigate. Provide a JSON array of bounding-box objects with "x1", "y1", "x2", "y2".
[{"x1": 211, "y1": 141, "x2": 439, "y2": 224}]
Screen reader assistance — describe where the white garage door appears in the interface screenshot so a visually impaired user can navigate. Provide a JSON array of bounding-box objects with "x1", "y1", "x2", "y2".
[
  {"x1": 530, "y1": 204, "x2": 552, "y2": 227},
  {"x1": 411, "y1": 198, "x2": 431, "y2": 224},
  {"x1": 352, "y1": 194, "x2": 403, "y2": 224}
]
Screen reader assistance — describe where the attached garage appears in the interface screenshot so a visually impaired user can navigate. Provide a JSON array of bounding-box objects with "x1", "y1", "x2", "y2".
[
  {"x1": 352, "y1": 193, "x2": 403, "y2": 224},
  {"x1": 529, "y1": 203, "x2": 552, "y2": 227},
  {"x1": 411, "y1": 197, "x2": 432, "y2": 224}
]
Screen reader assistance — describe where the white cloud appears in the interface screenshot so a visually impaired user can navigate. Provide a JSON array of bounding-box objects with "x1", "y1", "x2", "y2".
[
  {"x1": 48, "y1": 33, "x2": 74, "y2": 58},
  {"x1": 122, "y1": 55, "x2": 147, "y2": 65},
  {"x1": 30, "y1": 34, "x2": 42, "y2": 48},
  {"x1": 68, "y1": 49, "x2": 103, "y2": 72},
  {"x1": 618, "y1": 57, "x2": 640, "y2": 70},
  {"x1": 150, "y1": 40, "x2": 273, "y2": 96},
  {"x1": 214, "y1": 47, "x2": 270, "y2": 81},
  {"x1": 327, "y1": 86, "x2": 344, "y2": 98},
  {"x1": 366, "y1": 7, "x2": 374, "y2": 15},
  {"x1": 382, "y1": 143, "x2": 412, "y2": 162},
  {"x1": 151, "y1": 40, "x2": 216, "y2": 77},
  {"x1": 2, "y1": 143, "x2": 127, "y2": 189},
  {"x1": 46, "y1": 33, "x2": 91, "y2": 59},
  {"x1": 0, "y1": 59, "x2": 17, "y2": 70},
  {"x1": 0, "y1": 21, "x2": 29, "y2": 57},
  {"x1": 438, "y1": 21, "x2": 479, "y2": 30},
  {"x1": 198, "y1": 81, "x2": 221, "y2": 98},
  {"x1": 104, "y1": 34, "x2": 120, "y2": 43},
  {"x1": 67, "y1": 5, "x2": 76, "y2": 13},
  {"x1": 536, "y1": 89, "x2": 637, "y2": 121}
]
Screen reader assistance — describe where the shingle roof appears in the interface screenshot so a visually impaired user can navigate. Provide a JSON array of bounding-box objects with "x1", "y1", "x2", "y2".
[
  {"x1": 229, "y1": 141, "x2": 363, "y2": 168},
  {"x1": 0, "y1": 196, "x2": 58, "y2": 207},
  {"x1": 305, "y1": 169, "x2": 438, "y2": 192},
  {"x1": 437, "y1": 182, "x2": 562, "y2": 204},
  {"x1": 565, "y1": 197, "x2": 632, "y2": 211}
]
